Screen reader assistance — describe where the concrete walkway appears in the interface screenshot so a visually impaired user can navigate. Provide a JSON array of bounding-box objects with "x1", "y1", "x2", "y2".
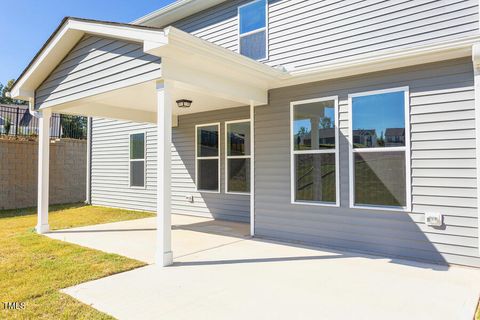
[{"x1": 48, "y1": 215, "x2": 480, "y2": 320}]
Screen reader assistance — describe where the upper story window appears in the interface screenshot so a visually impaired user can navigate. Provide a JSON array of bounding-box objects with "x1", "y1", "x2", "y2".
[
  {"x1": 238, "y1": 0, "x2": 268, "y2": 60},
  {"x1": 349, "y1": 87, "x2": 411, "y2": 211}
]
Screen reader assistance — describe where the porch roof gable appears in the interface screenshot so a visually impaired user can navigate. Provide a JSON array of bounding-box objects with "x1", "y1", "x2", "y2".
[
  {"x1": 10, "y1": 17, "x2": 285, "y2": 108},
  {"x1": 10, "y1": 17, "x2": 167, "y2": 102}
]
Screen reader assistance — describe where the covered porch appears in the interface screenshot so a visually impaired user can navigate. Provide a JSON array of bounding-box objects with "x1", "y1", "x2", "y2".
[{"x1": 10, "y1": 17, "x2": 283, "y2": 266}]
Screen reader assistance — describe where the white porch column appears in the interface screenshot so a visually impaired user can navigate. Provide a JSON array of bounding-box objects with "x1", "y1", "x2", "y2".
[
  {"x1": 156, "y1": 80, "x2": 173, "y2": 266},
  {"x1": 36, "y1": 109, "x2": 51, "y2": 234},
  {"x1": 472, "y1": 44, "x2": 480, "y2": 255}
]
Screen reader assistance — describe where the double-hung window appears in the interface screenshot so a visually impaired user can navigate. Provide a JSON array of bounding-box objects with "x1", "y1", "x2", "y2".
[
  {"x1": 129, "y1": 132, "x2": 146, "y2": 188},
  {"x1": 196, "y1": 123, "x2": 220, "y2": 192},
  {"x1": 226, "y1": 120, "x2": 251, "y2": 194},
  {"x1": 291, "y1": 97, "x2": 339, "y2": 206},
  {"x1": 349, "y1": 87, "x2": 411, "y2": 211},
  {"x1": 238, "y1": 0, "x2": 268, "y2": 60}
]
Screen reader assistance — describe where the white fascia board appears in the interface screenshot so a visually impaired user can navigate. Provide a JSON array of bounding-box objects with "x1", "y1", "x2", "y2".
[
  {"x1": 132, "y1": 0, "x2": 227, "y2": 27},
  {"x1": 67, "y1": 19, "x2": 166, "y2": 44},
  {"x1": 10, "y1": 23, "x2": 83, "y2": 101},
  {"x1": 10, "y1": 18, "x2": 166, "y2": 102},
  {"x1": 145, "y1": 27, "x2": 285, "y2": 88}
]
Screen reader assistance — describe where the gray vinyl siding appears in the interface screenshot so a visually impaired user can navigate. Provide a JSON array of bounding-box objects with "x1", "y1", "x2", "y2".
[
  {"x1": 172, "y1": 107, "x2": 250, "y2": 222},
  {"x1": 91, "y1": 107, "x2": 251, "y2": 222},
  {"x1": 34, "y1": 35, "x2": 161, "y2": 109},
  {"x1": 171, "y1": 0, "x2": 479, "y2": 70},
  {"x1": 254, "y1": 58, "x2": 480, "y2": 267},
  {"x1": 91, "y1": 119, "x2": 157, "y2": 212}
]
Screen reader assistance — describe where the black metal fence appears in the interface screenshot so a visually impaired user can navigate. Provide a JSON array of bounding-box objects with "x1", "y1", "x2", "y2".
[{"x1": 0, "y1": 105, "x2": 87, "y2": 140}]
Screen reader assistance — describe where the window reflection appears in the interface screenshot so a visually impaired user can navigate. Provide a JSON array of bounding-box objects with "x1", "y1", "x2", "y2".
[
  {"x1": 352, "y1": 91, "x2": 405, "y2": 148},
  {"x1": 295, "y1": 153, "x2": 336, "y2": 202},
  {"x1": 227, "y1": 122, "x2": 250, "y2": 156},
  {"x1": 197, "y1": 125, "x2": 219, "y2": 157},
  {"x1": 294, "y1": 101, "x2": 335, "y2": 150},
  {"x1": 354, "y1": 152, "x2": 406, "y2": 207}
]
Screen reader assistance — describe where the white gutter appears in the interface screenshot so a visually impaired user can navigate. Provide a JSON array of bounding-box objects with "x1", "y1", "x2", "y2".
[{"x1": 281, "y1": 35, "x2": 480, "y2": 88}]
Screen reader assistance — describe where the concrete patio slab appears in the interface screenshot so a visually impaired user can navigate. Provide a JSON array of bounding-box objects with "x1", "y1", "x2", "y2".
[
  {"x1": 50, "y1": 215, "x2": 480, "y2": 320},
  {"x1": 47, "y1": 214, "x2": 250, "y2": 264}
]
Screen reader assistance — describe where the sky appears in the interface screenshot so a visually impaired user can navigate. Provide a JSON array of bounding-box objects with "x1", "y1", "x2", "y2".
[
  {"x1": 352, "y1": 91, "x2": 405, "y2": 137},
  {"x1": 0, "y1": 0, "x2": 176, "y2": 86}
]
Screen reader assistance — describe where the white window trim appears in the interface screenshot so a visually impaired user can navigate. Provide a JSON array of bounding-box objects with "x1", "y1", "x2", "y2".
[
  {"x1": 225, "y1": 119, "x2": 251, "y2": 195},
  {"x1": 348, "y1": 86, "x2": 412, "y2": 212},
  {"x1": 237, "y1": 0, "x2": 269, "y2": 61},
  {"x1": 129, "y1": 131, "x2": 147, "y2": 189},
  {"x1": 290, "y1": 96, "x2": 340, "y2": 207},
  {"x1": 195, "y1": 122, "x2": 221, "y2": 193}
]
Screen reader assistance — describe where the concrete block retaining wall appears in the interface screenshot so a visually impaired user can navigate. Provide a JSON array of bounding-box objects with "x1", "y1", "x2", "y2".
[{"x1": 0, "y1": 138, "x2": 86, "y2": 210}]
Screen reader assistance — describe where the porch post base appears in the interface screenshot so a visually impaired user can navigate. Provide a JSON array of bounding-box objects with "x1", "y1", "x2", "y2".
[
  {"x1": 35, "y1": 224, "x2": 50, "y2": 234},
  {"x1": 156, "y1": 251, "x2": 173, "y2": 267}
]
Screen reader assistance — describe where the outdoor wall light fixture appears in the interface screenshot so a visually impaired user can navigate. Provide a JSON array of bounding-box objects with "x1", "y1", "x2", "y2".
[{"x1": 176, "y1": 99, "x2": 193, "y2": 108}]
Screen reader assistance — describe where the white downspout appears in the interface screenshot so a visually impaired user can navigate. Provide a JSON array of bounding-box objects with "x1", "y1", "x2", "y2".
[
  {"x1": 85, "y1": 117, "x2": 92, "y2": 204},
  {"x1": 250, "y1": 101, "x2": 255, "y2": 237},
  {"x1": 472, "y1": 44, "x2": 480, "y2": 256}
]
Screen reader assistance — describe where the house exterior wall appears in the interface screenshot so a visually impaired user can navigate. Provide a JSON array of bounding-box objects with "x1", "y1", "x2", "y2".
[
  {"x1": 254, "y1": 57, "x2": 480, "y2": 267},
  {"x1": 170, "y1": 0, "x2": 479, "y2": 70},
  {"x1": 83, "y1": 1, "x2": 480, "y2": 266},
  {"x1": 91, "y1": 106, "x2": 251, "y2": 222},
  {"x1": 91, "y1": 119, "x2": 157, "y2": 211},
  {"x1": 34, "y1": 35, "x2": 161, "y2": 109},
  {"x1": 172, "y1": 106, "x2": 250, "y2": 222}
]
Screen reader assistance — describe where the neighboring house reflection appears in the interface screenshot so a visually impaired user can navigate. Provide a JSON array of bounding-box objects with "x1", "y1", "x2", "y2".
[
  {"x1": 353, "y1": 129, "x2": 377, "y2": 147},
  {"x1": 385, "y1": 128, "x2": 405, "y2": 147}
]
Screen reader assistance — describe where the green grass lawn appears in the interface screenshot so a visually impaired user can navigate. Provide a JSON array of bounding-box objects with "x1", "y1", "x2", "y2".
[{"x1": 0, "y1": 203, "x2": 154, "y2": 319}]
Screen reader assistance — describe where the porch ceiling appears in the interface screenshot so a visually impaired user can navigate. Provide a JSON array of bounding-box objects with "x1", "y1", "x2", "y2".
[{"x1": 50, "y1": 80, "x2": 245, "y2": 123}]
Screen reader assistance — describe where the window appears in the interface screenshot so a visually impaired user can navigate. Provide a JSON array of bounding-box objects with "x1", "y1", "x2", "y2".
[
  {"x1": 291, "y1": 97, "x2": 339, "y2": 206},
  {"x1": 196, "y1": 123, "x2": 220, "y2": 192},
  {"x1": 349, "y1": 87, "x2": 411, "y2": 210},
  {"x1": 129, "y1": 132, "x2": 145, "y2": 188},
  {"x1": 238, "y1": 0, "x2": 268, "y2": 60},
  {"x1": 226, "y1": 120, "x2": 251, "y2": 194}
]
